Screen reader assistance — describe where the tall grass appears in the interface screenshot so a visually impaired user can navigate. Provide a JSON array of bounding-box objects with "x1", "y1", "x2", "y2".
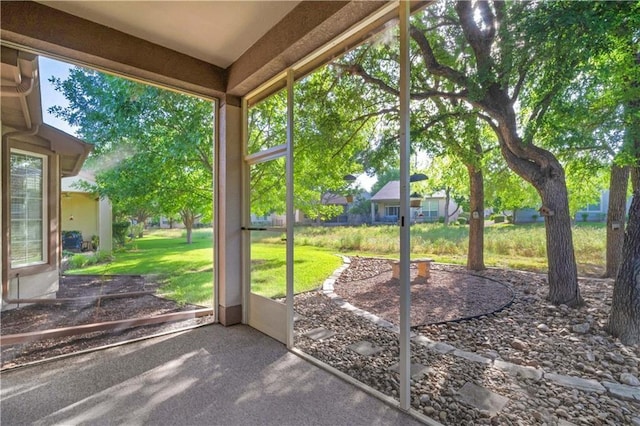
[{"x1": 285, "y1": 222, "x2": 606, "y2": 274}]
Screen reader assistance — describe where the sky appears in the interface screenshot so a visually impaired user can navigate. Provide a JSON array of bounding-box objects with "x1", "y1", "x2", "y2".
[
  {"x1": 39, "y1": 56, "x2": 79, "y2": 136},
  {"x1": 38, "y1": 56, "x2": 379, "y2": 191}
]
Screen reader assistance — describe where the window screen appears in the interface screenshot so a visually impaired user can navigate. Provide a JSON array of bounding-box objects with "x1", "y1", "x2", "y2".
[{"x1": 10, "y1": 151, "x2": 46, "y2": 268}]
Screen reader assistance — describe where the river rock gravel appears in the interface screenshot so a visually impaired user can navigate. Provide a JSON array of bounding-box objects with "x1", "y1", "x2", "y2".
[{"x1": 293, "y1": 259, "x2": 640, "y2": 426}]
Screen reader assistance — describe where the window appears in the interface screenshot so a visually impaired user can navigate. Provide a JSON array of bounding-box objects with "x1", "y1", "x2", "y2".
[
  {"x1": 579, "y1": 195, "x2": 602, "y2": 213},
  {"x1": 10, "y1": 150, "x2": 47, "y2": 268},
  {"x1": 385, "y1": 206, "x2": 400, "y2": 217},
  {"x1": 585, "y1": 202, "x2": 601, "y2": 212},
  {"x1": 422, "y1": 200, "x2": 439, "y2": 219}
]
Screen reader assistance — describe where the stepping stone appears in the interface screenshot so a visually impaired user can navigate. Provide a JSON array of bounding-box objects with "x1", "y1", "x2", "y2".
[
  {"x1": 302, "y1": 327, "x2": 336, "y2": 341},
  {"x1": 493, "y1": 359, "x2": 544, "y2": 381},
  {"x1": 457, "y1": 382, "x2": 509, "y2": 415},
  {"x1": 453, "y1": 349, "x2": 492, "y2": 365},
  {"x1": 388, "y1": 362, "x2": 432, "y2": 379},
  {"x1": 602, "y1": 381, "x2": 640, "y2": 402},
  {"x1": 544, "y1": 373, "x2": 605, "y2": 393},
  {"x1": 347, "y1": 340, "x2": 383, "y2": 356}
]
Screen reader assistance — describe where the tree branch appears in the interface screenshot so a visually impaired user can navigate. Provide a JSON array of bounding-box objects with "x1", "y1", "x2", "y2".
[
  {"x1": 409, "y1": 25, "x2": 469, "y2": 88},
  {"x1": 455, "y1": 1, "x2": 496, "y2": 73}
]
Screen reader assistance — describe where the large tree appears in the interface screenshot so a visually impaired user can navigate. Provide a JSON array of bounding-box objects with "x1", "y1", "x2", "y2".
[
  {"x1": 608, "y1": 36, "x2": 640, "y2": 344},
  {"x1": 344, "y1": 1, "x2": 626, "y2": 306},
  {"x1": 50, "y1": 68, "x2": 214, "y2": 243}
]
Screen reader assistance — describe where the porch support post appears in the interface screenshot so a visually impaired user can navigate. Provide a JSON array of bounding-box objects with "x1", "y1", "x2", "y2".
[
  {"x1": 216, "y1": 95, "x2": 243, "y2": 325},
  {"x1": 285, "y1": 69, "x2": 295, "y2": 349},
  {"x1": 371, "y1": 201, "x2": 375, "y2": 224},
  {"x1": 398, "y1": 0, "x2": 411, "y2": 412}
]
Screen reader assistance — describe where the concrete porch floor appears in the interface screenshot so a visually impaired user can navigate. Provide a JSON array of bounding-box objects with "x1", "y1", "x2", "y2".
[{"x1": 0, "y1": 324, "x2": 422, "y2": 425}]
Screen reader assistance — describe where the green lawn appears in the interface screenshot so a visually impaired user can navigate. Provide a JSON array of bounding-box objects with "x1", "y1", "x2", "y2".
[
  {"x1": 69, "y1": 222, "x2": 607, "y2": 306},
  {"x1": 68, "y1": 228, "x2": 342, "y2": 306}
]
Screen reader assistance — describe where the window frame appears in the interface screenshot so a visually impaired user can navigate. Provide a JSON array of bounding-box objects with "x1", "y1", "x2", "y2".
[
  {"x1": 422, "y1": 199, "x2": 439, "y2": 219},
  {"x1": 3, "y1": 142, "x2": 57, "y2": 279},
  {"x1": 9, "y1": 149, "x2": 48, "y2": 268},
  {"x1": 385, "y1": 205, "x2": 400, "y2": 217}
]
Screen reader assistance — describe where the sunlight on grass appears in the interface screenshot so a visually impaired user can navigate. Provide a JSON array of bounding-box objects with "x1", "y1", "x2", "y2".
[
  {"x1": 68, "y1": 229, "x2": 215, "y2": 306},
  {"x1": 67, "y1": 222, "x2": 606, "y2": 305}
]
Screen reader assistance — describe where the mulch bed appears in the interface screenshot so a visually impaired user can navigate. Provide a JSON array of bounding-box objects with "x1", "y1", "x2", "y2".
[
  {"x1": 333, "y1": 257, "x2": 515, "y2": 327},
  {"x1": 1, "y1": 275, "x2": 212, "y2": 369},
  {"x1": 2, "y1": 258, "x2": 514, "y2": 369}
]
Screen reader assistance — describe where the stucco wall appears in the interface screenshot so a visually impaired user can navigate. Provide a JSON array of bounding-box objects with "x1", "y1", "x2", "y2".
[
  {"x1": 2, "y1": 270, "x2": 59, "y2": 310},
  {"x1": 61, "y1": 192, "x2": 98, "y2": 241}
]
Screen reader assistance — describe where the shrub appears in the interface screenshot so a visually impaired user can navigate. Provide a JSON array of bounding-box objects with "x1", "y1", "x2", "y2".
[
  {"x1": 112, "y1": 221, "x2": 130, "y2": 246},
  {"x1": 68, "y1": 254, "x2": 89, "y2": 269},
  {"x1": 493, "y1": 215, "x2": 505, "y2": 223},
  {"x1": 457, "y1": 217, "x2": 468, "y2": 225},
  {"x1": 581, "y1": 213, "x2": 589, "y2": 222},
  {"x1": 130, "y1": 223, "x2": 144, "y2": 239},
  {"x1": 68, "y1": 251, "x2": 113, "y2": 270},
  {"x1": 531, "y1": 214, "x2": 539, "y2": 222},
  {"x1": 438, "y1": 216, "x2": 445, "y2": 224},
  {"x1": 506, "y1": 215, "x2": 514, "y2": 224}
]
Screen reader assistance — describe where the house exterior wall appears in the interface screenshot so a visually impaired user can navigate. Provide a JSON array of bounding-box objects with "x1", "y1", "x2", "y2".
[
  {"x1": 513, "y1": 191, "x2": 631, "y2": 224},
  {"x1": 2, "y1": 139, "x2": 61, "y2": 311},
  {"x1": 575, "y1": 190, "x2": 609, "y2": 222},
  {"x1": 61, "y1": 174, "x2": 113, "y2": 251},
  {"x1": 61, "y1": 193, "x2": 98, "y2": 242}
]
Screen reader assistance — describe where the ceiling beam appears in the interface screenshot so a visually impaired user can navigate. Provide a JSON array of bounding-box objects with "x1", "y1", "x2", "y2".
[
  {"x1": 226, "y1": 1, "x2": 389, "y2": 97},
  {"x1": 0, "y1": 1, "x2": 226, "y2": 99}
]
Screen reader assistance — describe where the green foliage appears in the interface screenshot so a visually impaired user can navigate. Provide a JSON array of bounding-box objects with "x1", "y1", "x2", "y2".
[
  {"x1": 248, "y1": 66, "x2": 377, "y2": 222},
  {"x1": 68, "y1": 251, "x2": 113, "y2": 269},
  {"x1": 130, "y1": 223, "x2": 144, "y2": 239},
  {"x1": 68, "y1": 254, "x2": 89, "y2": 269},
  {"x1": 49, "y1": 68, "x2": 214, "y2": 242},
  {"x1": 112, "y1": 221, "x2": 130, "y2": 247},
  {"x1": 493, "y1": 215, "x2": 505, "y2": 223}
]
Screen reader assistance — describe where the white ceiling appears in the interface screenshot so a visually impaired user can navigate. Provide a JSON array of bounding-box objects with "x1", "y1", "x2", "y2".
[{"x1": 39, "y1": 1, "x2": 301, "y2": 68}]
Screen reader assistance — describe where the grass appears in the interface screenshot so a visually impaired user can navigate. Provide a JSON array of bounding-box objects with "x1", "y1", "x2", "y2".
[
  {"x1": 68, "y1": 222, "x2": 606, "y2": 306},
  {"x1": 292, "y1": 222, "x2": 606, "y2": 275},
  {"x1": 68, "y1": 228, "x2": 342, "y2": 305},
  {"x1": 68, "y1": 229, "x2": 215, "y2": 306}
]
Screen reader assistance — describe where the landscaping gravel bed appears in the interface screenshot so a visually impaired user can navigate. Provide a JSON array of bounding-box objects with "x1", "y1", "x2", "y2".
[{"x1": 294, "y1": 259, "x2": 640, "y2": 426}]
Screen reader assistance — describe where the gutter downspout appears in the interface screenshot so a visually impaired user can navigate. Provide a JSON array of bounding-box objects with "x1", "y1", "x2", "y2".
[
  {"x1": 0, "y1": 75, "x2": 36, "y2": 97},
  {"x1": 1, "y1": 68, "x2": 38, "y2": 129}
]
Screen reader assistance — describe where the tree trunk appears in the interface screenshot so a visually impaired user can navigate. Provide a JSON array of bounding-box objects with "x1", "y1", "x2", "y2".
[
  {"x1": 443, "y1": 187, "x2": 451, "y2": 226},
  {"x1": 539, "y1": 177, "x2": 582, "y2": 306},
  {"x1": 181, "y1": 209, "x2": 195, "y2": 244},
  {"x1": 467, "y1": 164, "x2": 485, "y2": 270},
  {"x1": 497, "y1": 119, "x2": 582, "y2": 306},
  {"x1": 604, "y1": 164, "x2": 630, "y2": 278},
  {"x1": 608, "y1": 187, "x2": 640, "y2": 345}
]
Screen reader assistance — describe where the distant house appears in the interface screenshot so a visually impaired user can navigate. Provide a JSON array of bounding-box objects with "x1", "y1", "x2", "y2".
[
  {"x1": 370, "y1": 181, "x2": 459, "y2": 224},
  {"x1": 511, "y1": 190, "x2": 632, "y2": 223},
  {"x1": 573, "y1": 190, "x2": 631, "y2": 222},
  {"x1": 61, "y1": 172, "x2": 113, "y2": 252}
]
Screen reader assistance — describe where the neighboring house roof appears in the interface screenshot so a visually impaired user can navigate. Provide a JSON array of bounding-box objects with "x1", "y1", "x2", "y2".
[
  {"x1": 322, "y1": 193, "x2": 348, "y2": 205},
  {"x1": 371, "y1": 181, "x2": 400, "y2": 202},
  {"x1": 61, "y1": 172, "x2": 97, "y2": 193},
  {"x1": 371, "y1": 180, "x2": 447, "y2": 202}
]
